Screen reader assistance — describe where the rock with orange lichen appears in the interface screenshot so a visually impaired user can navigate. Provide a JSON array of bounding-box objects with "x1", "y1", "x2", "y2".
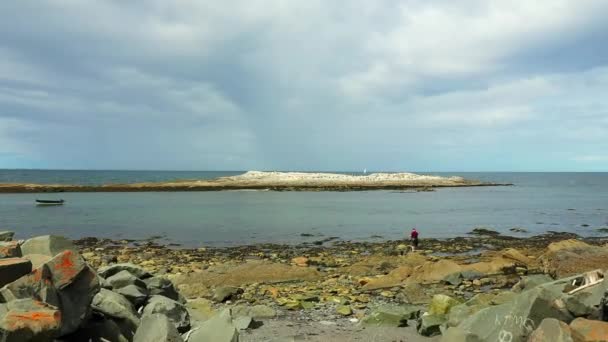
[
  {"x1": 0, "y1": 250, "x2": 100, "y2": 336},
  {"x1": 45, "y1": 251, "x2": 100, "y2": 336},
  {"x1": 0, "y1": 298, "x2": 61, "y2": 341}
]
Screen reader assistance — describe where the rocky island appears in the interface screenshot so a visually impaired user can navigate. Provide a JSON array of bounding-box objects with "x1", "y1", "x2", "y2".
[{"x1": 0, "y1": 171, "x2": 511, "y2": 193}]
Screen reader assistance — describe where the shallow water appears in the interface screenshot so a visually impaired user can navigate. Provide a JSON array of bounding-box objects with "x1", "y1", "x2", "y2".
[{"x1": 0, "y1": 171, "x2": 607, "y2": 247}]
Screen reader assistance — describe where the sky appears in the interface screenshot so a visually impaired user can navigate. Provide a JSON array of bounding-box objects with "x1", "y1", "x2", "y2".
[{"x1": 1, "y1": 1, "x2": 608, "y2": 172}]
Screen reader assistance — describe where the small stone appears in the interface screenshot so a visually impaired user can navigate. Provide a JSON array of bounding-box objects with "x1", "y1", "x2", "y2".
[
  {"x1": 336, "y1": 305, "x2": 352, "y2": 316},
  {"x1": 134, "y1": 313, "x2": 184, "y2": 342},
  {"x1": 213, "y1": 286, "x2": 242, "y2": 303},
  {"x1": 291, "y1": 256, "x2": 309, "y2": 267},
  {"x1": 472, "y1": 279, "x2": 481, "y2": 286},
  {"x1": 428, "y1": 294, "x2": 460, "y2": 315}
]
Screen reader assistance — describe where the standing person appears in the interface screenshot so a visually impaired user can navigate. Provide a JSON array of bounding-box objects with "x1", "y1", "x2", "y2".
[{"x1": 410, "y1": 228, "x2": 419, "y2": 251}]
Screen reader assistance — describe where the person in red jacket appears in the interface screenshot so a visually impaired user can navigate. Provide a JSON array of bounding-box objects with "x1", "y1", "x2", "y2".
[{"x1": 410, "y1": 228, "x2": 419, "y2": 251}]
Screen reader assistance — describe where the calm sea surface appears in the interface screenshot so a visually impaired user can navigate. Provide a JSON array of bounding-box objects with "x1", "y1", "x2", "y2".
[{"x1": 0, "y1": 170, "x2": 607, "y2": 247}]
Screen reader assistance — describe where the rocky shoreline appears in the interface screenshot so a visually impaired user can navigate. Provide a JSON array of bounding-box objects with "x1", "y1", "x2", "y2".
[
  {"x1": 0, "y1": 171, "x2": 512, "y2": 193},
  {"x1": 2, "y1": 230, "x2": 608, "y2": 341}
]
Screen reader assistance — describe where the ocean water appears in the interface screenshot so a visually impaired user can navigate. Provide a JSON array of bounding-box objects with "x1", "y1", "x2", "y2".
[{"x1": 0, "y1": 170, "x2": 607, "y2": 247}]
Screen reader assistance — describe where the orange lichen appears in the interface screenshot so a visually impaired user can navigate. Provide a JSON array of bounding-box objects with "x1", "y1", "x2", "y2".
[
  {"x1": 52, "y1": 250, "x2": 80, "y2": 283},
  {"x1": 5, "y1": 310, "x2": 61, "y2": 330}
]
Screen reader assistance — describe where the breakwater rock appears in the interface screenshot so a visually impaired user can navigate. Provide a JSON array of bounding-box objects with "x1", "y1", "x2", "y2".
[
  {"x1": 0, "y1": 233, "x2": 239, "y2": 342},
  {"x1": 0, "y1": 171, "x2": 511, "y2": 193}
]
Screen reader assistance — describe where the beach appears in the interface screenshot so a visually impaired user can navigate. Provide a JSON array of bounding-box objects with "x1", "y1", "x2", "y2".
[{"x1": 66, "y1": 229, "x2": 608, "y2": 340}]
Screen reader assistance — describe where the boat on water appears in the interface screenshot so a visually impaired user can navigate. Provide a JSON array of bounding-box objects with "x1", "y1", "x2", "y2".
[{"x1": 35, "y1": 199, "x2": 65, "y2": 206}]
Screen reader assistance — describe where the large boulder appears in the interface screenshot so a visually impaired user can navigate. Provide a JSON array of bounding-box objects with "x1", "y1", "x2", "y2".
[
  {"x1": 61, "y1": 314, "x2": 130, "y2": 342},
  {"x1": 442, "y1": 282, "x2": 573, "y2": 341},
  {"x1": 142, "y1": 295, "x2": 190, "y2": 332},
  {"x1": 187, "y1": 309, "x2": 238, "y2": 342},
  {"x1": 133, "y1": 313, "x2": 184, "y2": 342},
  {"x1": 361, "y1": 304, "x2": 422, "y2": 327},
  {"x1": 144, "y1": 276, "x2": 182, "y2": 302},
  {"x1": 528, "y1": 318, "x2": 573, "y2": 342},
  {"x1": 91, "y1": 288, "x2": 140, "y2": 335},
  {"x1": 115, "y1": 284, "x2": 148, "y2": 307},
  {"x1": 0, "y1": 241, "x2": 22, "y2": 258},
  {"x1": 0, "y1": 258, "x2": 32, "y2": 287},
  {"x1": 0, "y1": 231, "x2": 15, "y2": 242},
  {"x1": 43, "y1": 250, "x2": 101, "y2": 336},
  {"x1": 540, "y1": 240, "x2": 608, "y2": 278},
  {"x1": 569, "y1": 318, "x2": 608, "y2": 342},
  {"x1": 106, "y1": 270, "x2": 147, "y2": 290},
  {"x1": 20, "y1": 235, "x2": 77, "y2": 258},
  {"x1": 98, "y1": 263, "x2": 152, "y2": 279},
  {"x1": 0, "y1": 298, "x2": 61, "y2": 341}
]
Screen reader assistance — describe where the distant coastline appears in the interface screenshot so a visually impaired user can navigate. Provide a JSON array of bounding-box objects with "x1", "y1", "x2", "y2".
[{"x1": 0, "y1": 170, "x2": 512, "y2": 193}]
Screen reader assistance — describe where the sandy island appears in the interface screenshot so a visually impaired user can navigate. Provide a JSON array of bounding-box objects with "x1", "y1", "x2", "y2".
[{"x1": 0, "y1": 171, "x2": 511, "y2": 193}]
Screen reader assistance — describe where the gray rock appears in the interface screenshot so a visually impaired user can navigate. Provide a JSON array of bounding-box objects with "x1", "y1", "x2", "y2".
[
  {"x1": 234, "y1": 315, "x2": 253, "y2": 330},
  {"x1": 442, "y1": 280, "x2": 574, "y2": 342},
  {"x1": 61, "y1": 315, "x2": 130, "y2": 342},
  {"x1": 361, "y1": 304, "x2": 422, "y2": 327},
  {"x1": 0, "y1": 299, "x2": 61, "y2": 341},
  {"x1": 0, "y1": 263, "x2": 59, "y2": 305},
  {"x1": 144, "y1": 276, "x2": 183, "y2": 302},
  {"x1": 512, "y1": 274, "x2": 554, "y2": 292},
  {"x1": 460, "y1": 270, "x2": 485, "y2": 280},
  {"x1": 116, "y1": 284, "x2": 148, "y2": 307},
  {"x1": 442, "y1": 272, "x2": 462, "y2": 286},
  {"x1": 213, "y1": 286, "x2": 242, "y2": 303},
  {"x1": 231, "y1": 304, "x2": 277, "y2": 319},
  {"x1": 187, "y1": 309, "x2": 238, "y2": 342},
  {"x1": 0, "y1": 257, "x2": 32, "y2": 287},
  {"x1": 0, "y1": 241, "x2": 21, "y2": 258},
  {"x1": 0, "y1": 231, "x2": 14, "y2": 242},
  {"x1": 20, "y1": 235, "x2": 77, "y2": 257},
  {"x1": 40, "y1": 250, "x2": 100, "y2": 336},
  {"x1": 91, "y1": 288, "x2": 140, "y2": 331},
  {"x1": 528, "y1": 318, "x2": 573, "y2": 342},
  {"x1": 98, "y1": 263, "x2": 152, "y2": 279},
  {"x1": 417, "y1": 313, "x2": 447, "y2": 337},
  {"x1": 107, "y1": 270, "x2": 147, "y2": 289},
  {"x1": 143, "y1": 295, "x2": 190, "y2": 332},
  {"x1": 134, "y1": 313, "x2": 184, "y2": 342}
]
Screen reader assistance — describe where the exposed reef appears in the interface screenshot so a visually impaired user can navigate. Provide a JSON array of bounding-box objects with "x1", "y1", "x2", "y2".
[{"x1": 0, "y1": 171, "x2": 512, "y2": 193}]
